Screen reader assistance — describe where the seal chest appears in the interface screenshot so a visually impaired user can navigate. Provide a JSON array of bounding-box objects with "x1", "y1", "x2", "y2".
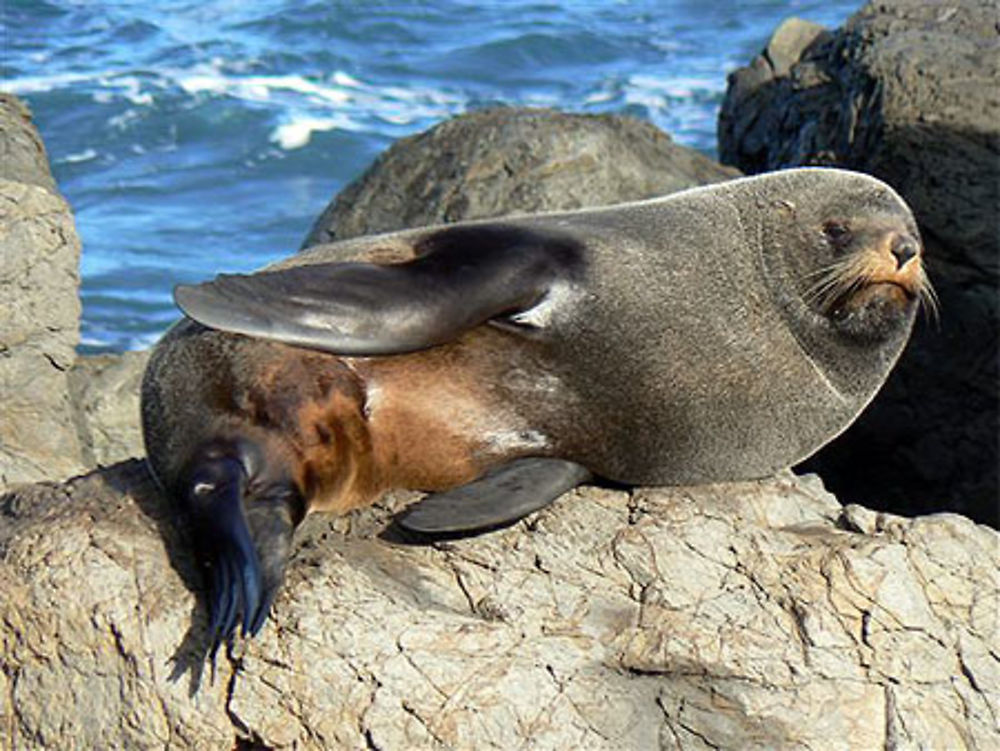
[{"x1": 142, "y1": 167, "x2": 931, "y2": 651}]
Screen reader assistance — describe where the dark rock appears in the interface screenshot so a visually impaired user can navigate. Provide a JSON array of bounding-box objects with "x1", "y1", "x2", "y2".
[
  {"x1": 0, "y1": 94, "x2": 86, "y2": 487},
  {"x1": 718, "y1": 1, "x2": 1000, "y2": 526},
  {"x1": 303, "y1": 107, "x2": 740, "y2": 246}
]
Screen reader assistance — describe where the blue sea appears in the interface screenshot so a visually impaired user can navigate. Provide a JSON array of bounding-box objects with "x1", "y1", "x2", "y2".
[{"x1": 3, "y1": 1, "x2": 860, "y2": 353}]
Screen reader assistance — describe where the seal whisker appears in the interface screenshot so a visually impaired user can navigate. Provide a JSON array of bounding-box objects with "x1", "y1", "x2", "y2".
[
  {"x1": 805, "y1": 271, "x2": 850, "y2": 301},
  {"x1": 805, "y1": 254, "x2": 869, "y2": 311},
  {"x1": 917, "y1": 270, "x2": 940, "y2": 325},
  {"x1": 804, "y1": 258, "x2": 851, "y2": 281},
  {"x1": 803, "y1": 263, "x2": 847, "y2": 303}
]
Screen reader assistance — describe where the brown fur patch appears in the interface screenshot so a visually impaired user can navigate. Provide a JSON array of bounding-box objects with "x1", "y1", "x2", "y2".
[
  {"x1": 295, "y1": 386, "x2": 378, "y2": 515},
  {"x1": 349, "y1": 329, "x2": 537, "y2": 494}
]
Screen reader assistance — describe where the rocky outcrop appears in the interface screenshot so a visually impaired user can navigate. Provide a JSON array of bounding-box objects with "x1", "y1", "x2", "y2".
[
  {"x1": 0, "y1": 94, "x2": 87, "y2": 487},
  {"x1": 0, "y1": 93, "x2": 58, "y2": 194},
  {"x1": 68, "y1": 350, "x2": 151, "y2": 468},
  {"x1": 304, "y1": 107, "x2": 739, "y2": 246},
  {"x1": 1, "y1": 94, "x2": 151, "y2": 481},
  {"x1": 3, "y1": 463, "x2": 996, "y2": 749},
  {"x1": 719, "y1": 0, "x2": 1000, "y2": 525}
]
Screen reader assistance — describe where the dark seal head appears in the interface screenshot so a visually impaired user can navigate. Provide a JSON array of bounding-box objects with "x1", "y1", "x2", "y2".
[
  {"x1": 755, "y1": 167, "x2": 932, "y2": 345},
  {"x1": 142, "y1": 167, "x2": 932, "y2": 654},
  {"x1": 747, "y1": 168, "x2": 935, "y2": 423}
]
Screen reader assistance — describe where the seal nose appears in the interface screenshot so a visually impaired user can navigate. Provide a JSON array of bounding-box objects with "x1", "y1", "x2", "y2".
[{"x1": 890, "y1": 235, "x2": 919, "y2": 269}]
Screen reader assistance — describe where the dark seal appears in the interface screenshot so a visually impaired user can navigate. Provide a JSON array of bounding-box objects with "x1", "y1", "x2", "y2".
[{"x1": 141, "y1": 167, "x2": 933, "y2": 652}]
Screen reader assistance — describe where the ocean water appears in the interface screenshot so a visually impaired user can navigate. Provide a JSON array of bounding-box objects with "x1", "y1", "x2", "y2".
[{"x1": 3, "y1": 0, "x2": 860, "y2": 353}]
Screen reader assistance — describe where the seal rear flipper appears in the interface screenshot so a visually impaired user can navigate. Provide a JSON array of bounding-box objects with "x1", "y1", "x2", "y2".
[
  {"x1": 175, "y1": 225, "x2": 583, "y2": 355},
  {"x1": 397, "y1": 457, "x2": 592, "y2": 535}
]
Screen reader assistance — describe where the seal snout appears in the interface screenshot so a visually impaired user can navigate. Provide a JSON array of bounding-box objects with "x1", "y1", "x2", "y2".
[
  {"x1": 806, "y1": 220, "x2": 936, "y2": 338},
  {"x1": 872, "y1": 230, "x2": 932, "y2": 308}
]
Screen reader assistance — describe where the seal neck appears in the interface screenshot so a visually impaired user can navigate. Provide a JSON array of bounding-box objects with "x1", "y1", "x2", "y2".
[{"x1": 289, "y1": 357, "x2": 383, "y2": 515}]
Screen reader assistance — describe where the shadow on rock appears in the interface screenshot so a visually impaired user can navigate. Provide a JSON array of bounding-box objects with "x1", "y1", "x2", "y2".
[{"x1": 109, "y1": 460, "x2": 217, "y2": 693}]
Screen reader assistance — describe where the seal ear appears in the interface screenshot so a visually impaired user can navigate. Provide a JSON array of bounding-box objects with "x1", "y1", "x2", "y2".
[{"x1": 175, "y1": 226, "x2": 583, "y2": 355}]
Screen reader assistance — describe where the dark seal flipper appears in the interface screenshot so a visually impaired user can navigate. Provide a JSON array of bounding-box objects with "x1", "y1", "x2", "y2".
[
  {"x1": 183, "y1": 448, "x2": 300, "y2": 656},
  {"x1": 398, "y1": 457, "x2": 592, "y2": 535},
  {"x1": 175, "y1": 225, "x2": 583, "y2": 355}
]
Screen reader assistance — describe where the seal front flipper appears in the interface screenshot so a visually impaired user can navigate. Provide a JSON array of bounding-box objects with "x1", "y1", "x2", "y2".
[
  {"x1": 180, "y1": 439, "x2": 303, "y2": 657},
  {"x1": 175, "y1": 225, "x2": 584, "y2": 355},
  {"x1": 398, "y1": 457, "x2": 593, "y2": 535}
]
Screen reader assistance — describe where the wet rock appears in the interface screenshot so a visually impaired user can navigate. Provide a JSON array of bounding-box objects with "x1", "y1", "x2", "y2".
[
  {"x1": 2, "y1": 467, "x2": 995, "y2": 749},
  {"x1": 0, "y1": 95, "x2": 86, "y2": 487},
  {"x1": 719, "y1": 0, "x2": 1000, "y2": 525},
  {"x1": 303, "y1": 107, "x2": 739, "y2": 246}
]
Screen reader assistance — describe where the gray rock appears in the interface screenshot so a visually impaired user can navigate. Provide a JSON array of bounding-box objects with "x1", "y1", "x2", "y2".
[
  {"x1": 764, "y1": 18, "x2": 832, "y2": 77},
  {"x1": 303, "y1": 107, "x2": 740, "y2": 246},
  {"x1": 0, "y1": 95, "x2": 86, "y2": 486},
  {"x1": 718, "y1": 1, "x2": 1000, "y2": 525},
  {"x1": 0, "y1": 94, "x2": 57, "y2": 194},
  {"x1": 0, "y1": 95, "x2": 149, "y2": 478},
  {"x1": 2, "y1": 466, "x2": 995, "y2": 748},
  {"x1": 69, "y1": 350, "x2": 151, "y2": 467}
]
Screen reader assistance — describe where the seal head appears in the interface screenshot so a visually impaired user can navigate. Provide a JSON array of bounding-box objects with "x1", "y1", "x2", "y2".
[{"x1": 748, "y1": 169, "x2": 933, "y2": 403}]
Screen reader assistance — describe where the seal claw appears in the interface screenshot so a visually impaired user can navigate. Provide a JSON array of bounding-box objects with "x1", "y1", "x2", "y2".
[
  {"x1": 204, "y1": 517, "x2": 266, "y2": 648},
  {"x1": 207, "y1": 559, "x2": 227, "y2": 638},
  {"x1": 220, "y1": 555, "x2": 240, "y2": 643},
  {"x1": 238, "y1": 545, "x2": 262, "y2": 638},
  {"x1": 249, "y1": 586, "x2": 277, "y2": 638}
]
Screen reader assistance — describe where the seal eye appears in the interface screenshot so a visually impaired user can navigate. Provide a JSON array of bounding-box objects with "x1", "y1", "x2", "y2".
[
  {"x1": 193, "y1": 481, "x2": 216, "y2": 497},
  {"x1": 823, "y1": 221, "x2": 852, "y2": 247}
]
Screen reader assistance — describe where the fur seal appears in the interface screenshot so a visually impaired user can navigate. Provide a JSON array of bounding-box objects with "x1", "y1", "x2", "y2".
[{"x1": 141, "y1": 167, "x2": 933, "y2": 652}]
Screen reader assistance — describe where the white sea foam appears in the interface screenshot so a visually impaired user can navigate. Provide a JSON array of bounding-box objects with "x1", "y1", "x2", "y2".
[
  {"x1": 624, "y1": 89, "x2": 668, "y2": 111},
  {"x1": 2, "y1": 72, "x2": 95, "y2": 94},
  {"x1": 173, "y1": 64, "x2": 464, "y2": 148},
  {"x1": 331, "y1": 70, "x2": 363, "y2": 88},
  {"x1": 178, "y1": 70, "x2": 352, "y2": 106},
  {"x1": 270, "y1": 115, "x2": 357, "y2": 149},
  {"x1": 583, "y1": 89, "x2": 616, "y2": 105},
  {"x1": 108, "y1": 108, "x2": 143, "y2": 131},
  {"x1": 627, "y1": 73, "x2": 722, "y2": 100},
  {"x1": 2, "y1": 71, "x2": 160, "y2": 107},
  {"x1": 61, "y1": 148, "x2": 99, "y2": 164},
  {"x1": 78, "y1": 335, "x2": 108, "y2": 349},
  {"x1": 5, "y1": 63, "x2": 463, "y2": 152},
  {"x1": 79, "y1": 329, "x2": 162, "y2": 353}
]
